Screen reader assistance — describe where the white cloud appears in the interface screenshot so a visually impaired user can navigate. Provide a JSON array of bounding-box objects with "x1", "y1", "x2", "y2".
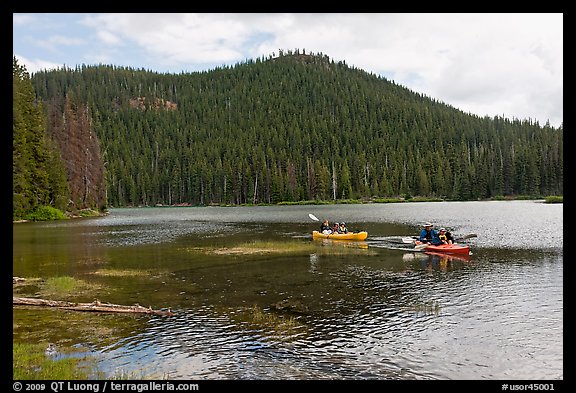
[
  {"x1": 82, "y1": 13, "x2": 250, "y2": 66},
  {"x1": 13, "y1": 13, "x2": 563, "y2": 127},
  {"x1": 14, "y1": 54, "x2": 65, "y2": 74},
  {"x1": 97, "y1": 30, "x2": 121, "y2": 46}
]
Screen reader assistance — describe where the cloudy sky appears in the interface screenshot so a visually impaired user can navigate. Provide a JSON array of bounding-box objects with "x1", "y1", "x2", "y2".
[{"x1": 13, "y1": 13, "x2": 563, "y2": 128}]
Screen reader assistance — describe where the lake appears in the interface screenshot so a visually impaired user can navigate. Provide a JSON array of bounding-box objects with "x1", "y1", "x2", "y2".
[{"x1": 12, "y1": 201, "x2": 563, "y2": 380}]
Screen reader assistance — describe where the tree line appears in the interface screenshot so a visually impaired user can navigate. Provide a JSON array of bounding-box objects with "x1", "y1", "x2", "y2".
[
  {"x1": 13, "y1": 57, "x2": 106, "y2": 220},
  {"x1": 20, "y1": 50, "x2": 562, "y2": 210}
]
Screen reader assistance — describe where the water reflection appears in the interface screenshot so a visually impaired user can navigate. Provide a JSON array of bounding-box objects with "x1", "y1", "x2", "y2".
[
  {"x1": 402, "y1": 251, "x2": 472, "y2": 272},
  {"x1": 13, "y1": 202, "x2": 563, "y2": 380}
]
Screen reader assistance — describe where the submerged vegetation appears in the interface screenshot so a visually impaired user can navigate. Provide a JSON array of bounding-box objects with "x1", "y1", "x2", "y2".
[
  {"x1": 39, "y1": 276, "x2": 103, "y2": 299},
  {"x1": 232, "y1": 305, "x2": 304, "y2": 335},
  {"x1": 13, "y1": 325, "x2": 163, "y2": 379},
  {"x1": 13, "y1": 341, "x2": 165, "y2": 380},
  {"x1": 211, "y1": 240, "x2": 317, "y2": 255},
  {"x1": 403, "y1": 300, "x2": 442, "y2": 316},
  {"x1": 183, "y1": 239, "x2": 376, "y2": 257},
  {"x1": 14, "y1": 276, "x2": 95, "y2": 293},
  {"x1": 13, "y1": 342, "x2": 93, "y2": 380},
  {"x1": 89, "y1": 268, "x2": 157, "y2": 277}
]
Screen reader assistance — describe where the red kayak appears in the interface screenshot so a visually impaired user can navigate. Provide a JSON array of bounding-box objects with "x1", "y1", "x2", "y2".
[{"x1": 415, "y1": 241, "x2": 470, "y2": 255}]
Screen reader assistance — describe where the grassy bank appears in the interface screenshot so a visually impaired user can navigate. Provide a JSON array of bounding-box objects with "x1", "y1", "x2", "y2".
[{"x1": 14, "y1": 207, "x2": 107, "y2": 223}]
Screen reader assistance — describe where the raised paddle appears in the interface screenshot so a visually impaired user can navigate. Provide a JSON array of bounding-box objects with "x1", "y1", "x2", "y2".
[
  {"x1": 308, "y1": 213, "x2": 320, "y2": 222},
  {"x1": 457, "y1": 233, "x2": 477, "y2": 241}
]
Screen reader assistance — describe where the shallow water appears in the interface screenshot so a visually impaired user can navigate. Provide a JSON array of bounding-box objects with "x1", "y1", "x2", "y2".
[{"x1": 13, "y1": 201, "x2": 563, "y2": 380}]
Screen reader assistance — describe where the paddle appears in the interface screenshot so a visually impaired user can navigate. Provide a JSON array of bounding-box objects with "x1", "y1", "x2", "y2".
[
  {"x1": 456, "y1": 233, "x2": 477, "y2": 241},
  {"x1": 414, "y1": 243, "x2": 428, "y2": 251},
  {"x1": 308, "y1": 213, "x2": 320, "y2": 222},
  {"x1": 404, "y1": 233, "x2": 477, "y2": 244}
]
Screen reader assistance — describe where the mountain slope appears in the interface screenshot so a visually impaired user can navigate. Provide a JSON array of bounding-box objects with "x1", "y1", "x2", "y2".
[{"x1": 30, "y1": 51, "x2": 563, "y2": 206}]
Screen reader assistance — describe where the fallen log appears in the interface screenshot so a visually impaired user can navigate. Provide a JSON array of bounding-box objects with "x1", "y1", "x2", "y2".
[{"x1": 13, "y1": 297, "x2": 174, "y2": 316}]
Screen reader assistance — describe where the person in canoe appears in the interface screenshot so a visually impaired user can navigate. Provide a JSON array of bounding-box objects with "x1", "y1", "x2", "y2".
[
  {"x1": 419, "y1": 222, "x2": 441, "y2": 245},
  {"x1": 320, "y1": 219, "x2": 332, "y2": 235},
  {"x1": 332, "y1": 222, "x2": 341, "y2": 234},
  {"x1": 438, "y1": 228, "x2": 455, "y2": 244},
  {"x1": 339, "y1": 222, "x2": 348, "y2": 234}
]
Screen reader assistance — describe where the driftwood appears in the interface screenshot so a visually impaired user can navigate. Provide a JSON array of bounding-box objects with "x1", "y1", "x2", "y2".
[{"x1": 13, "y1": 297, "x2": 174, "y2": 316}]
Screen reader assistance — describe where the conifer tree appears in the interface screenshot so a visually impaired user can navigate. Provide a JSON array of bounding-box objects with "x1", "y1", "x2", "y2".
[{"x1": 13, "y1": 57, "x2": 69, "y2": 219}]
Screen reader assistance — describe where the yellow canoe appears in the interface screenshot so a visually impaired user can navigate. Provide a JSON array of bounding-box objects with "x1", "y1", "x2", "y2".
[{"x1": 312, "y1": 230, "x2": 368, "y2": 241}]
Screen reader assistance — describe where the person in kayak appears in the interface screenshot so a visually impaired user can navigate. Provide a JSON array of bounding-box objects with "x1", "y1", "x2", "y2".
[
  {"x1": 320, "y1": 219, "x2": 332, "y2": 234},
  {"x1": 332, "y1": 222, "x2": 341, "y2": 234},
  {"x1": 339, "y1": 222, "x2": 348, "y2": 234},
  {"x1": 419, "y1": 222, "x2": 441, "y2": 245},
  {"x1": 438, "y1": 228, "x2": 449, "y2": 244},
  {"x1": 438, "y1": 228, "x2": 455, "y2": 244}
]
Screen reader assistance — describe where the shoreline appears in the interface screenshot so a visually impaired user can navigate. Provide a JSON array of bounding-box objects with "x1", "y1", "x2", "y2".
[{"x1": 13, "y1": 209, "x2": 108, "y2": 224}]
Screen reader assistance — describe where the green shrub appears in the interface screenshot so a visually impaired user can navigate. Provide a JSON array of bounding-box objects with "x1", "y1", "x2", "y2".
[
  {"x1": 23, "y1": 206, "x2": 68, "y2": 221},
  {"x1": 544, "y1": 196, "x2": 563, "y2": 203},
  {"x1": 373, "y1": 197, "x2": 405, "y2": 203},
  {"x1": 336, "y1": 199, "x2": 362, "y2": 204}
]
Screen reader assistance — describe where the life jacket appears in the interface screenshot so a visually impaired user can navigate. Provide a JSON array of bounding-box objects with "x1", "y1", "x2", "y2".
[{"x1": 439, "y1": 233, "x2": 447, "y2": 242}]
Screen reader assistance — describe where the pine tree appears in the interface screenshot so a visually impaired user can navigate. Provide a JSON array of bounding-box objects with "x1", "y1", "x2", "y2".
[{"x1": 13, "y1": 57, "x2": 69, "y2": 219}]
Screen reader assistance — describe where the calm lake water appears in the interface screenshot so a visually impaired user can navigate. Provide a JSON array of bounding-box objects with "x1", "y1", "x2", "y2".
[{"x1": 13, "y1": 201, "x2": 563, "y2": 380}]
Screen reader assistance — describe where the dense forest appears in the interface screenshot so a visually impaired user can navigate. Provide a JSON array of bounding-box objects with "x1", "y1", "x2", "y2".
[
  {"x1": 21, "y1": 50, "x2": 562, "y2": 209},
  {"x1": 13, "y1": 57, "x2": 106, "y2": 220}
]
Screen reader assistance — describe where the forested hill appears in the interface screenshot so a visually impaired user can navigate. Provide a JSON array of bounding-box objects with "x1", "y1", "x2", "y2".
[{"x1": 30, "y1": 51, "x2": 563, "y2": 207}]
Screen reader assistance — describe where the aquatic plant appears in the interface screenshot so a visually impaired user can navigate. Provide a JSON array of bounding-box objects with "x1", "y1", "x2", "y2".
[
  {"x1": 232, "y1": 304, "x2": 305, "y2": 335},
  {"x1": 39, "y1": 276, "x2": 102, "y2": 299},
  {"x1": 403, "y1": 300, "x2": 442, "y2": 316},
  {"x1": 13, "y1": 342, "x2": 92, "y2": 380}
]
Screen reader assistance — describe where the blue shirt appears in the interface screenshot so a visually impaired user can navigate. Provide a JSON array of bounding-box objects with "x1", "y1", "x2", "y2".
[{"x1": 419, "y1": 228, "x2": 441, "y2": 245}]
